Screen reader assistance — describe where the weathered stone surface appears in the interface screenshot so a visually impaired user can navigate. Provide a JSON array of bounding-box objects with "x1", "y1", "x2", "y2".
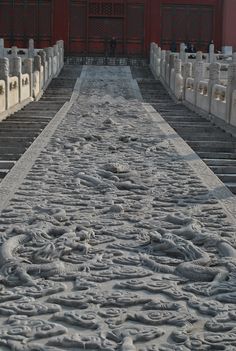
[{"x1": 0, "y1": 66, "x2": 236, "y2": 350}]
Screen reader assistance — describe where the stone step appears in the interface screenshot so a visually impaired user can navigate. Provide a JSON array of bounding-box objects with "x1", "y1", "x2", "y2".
[
  {"x1": 183, "y1": 135, "x2": 233, "y2": 142},
  {"x1": 170, "y1": 121, "x2": 212, "y2": 126},
  {"x1": 9, "y1": 116, "x2": 53, "y2": 121},
  {"x1": 211, "y1": 166, "x2": 236, "y2": 174},
  {"x1": 41, "y1": 97, "x2": 69, "y2": 101},
  {"x1": 189, "y1": 139, "x2": 236, "y2": 149},
  {"x1": 198, "y1": 152, "x2": 236, "y2": 159},
  {"x1": 0, "y1": 170, "x2": 9, "y2": 178},
  {"x1": 8, "y1": 113, "x2": 53, "y2": 118},
  {"x1": 204, "y1": 159, "x2": 236, "y2": 166},
  {"x1": 188, "y1": 141, "x2": 236, "y2": 150},
  {"x1": 0, "y1": 65, "x2": 77, "y2": 183},
  {"x1": 178, "y1": 129, "x2": 228, "y2": 136},
  {"x1": 222, "y1": 183, "x2": 236, "y2": 194},
  {"x1": 170, "y1": 126, "x2": 217, "y2": 133},
  {"x1": 162, "y1": 115, "x2": 201, "y2": 120},
  {"x1": 136, "y1": 68, "x2": 236, "y2": 195},
  {"x1": 0, "y1": 122, "x2": 47, "y2": 127},
  {"x1": 0, "y1": 138, "x2": 33, "y2": 147},
  {"x1": 0, "y1": 146, "x2": 26, "y2": 154},
  {"x1": 216, "y1": 174, "x2": 236, "y2": 182},
  {"x1": 23, "y1": 105, "x2": 63, "y2": 111},
  {"x1": 0, "y1": 161, "x2": 15, "y2": 169},
  {"x1": 0, "y1": 130, "x2": 40, "y2": 137},
  {"x1": 0, "y1": 154, "x2": 21, "y2": 161}
]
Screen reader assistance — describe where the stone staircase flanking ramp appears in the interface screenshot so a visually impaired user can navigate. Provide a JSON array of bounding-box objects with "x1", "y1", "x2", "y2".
[
  {"x1": 133, "y1": 70, "x2": 236, "y2": 195},
  {"x1": 0, "y1": 65, "x2": 82, "y2": 181}
]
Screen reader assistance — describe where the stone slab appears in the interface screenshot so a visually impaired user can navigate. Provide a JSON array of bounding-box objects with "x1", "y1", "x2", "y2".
[
  {"x1": 0, "y1": 67, "x2": 236, "y2": 351},
  {"x1": 143, "y1": 103, "x2": 236, "y2": 223},
  {"x1": 0, "y1": 101, "x2": 72, "y2": 212}
]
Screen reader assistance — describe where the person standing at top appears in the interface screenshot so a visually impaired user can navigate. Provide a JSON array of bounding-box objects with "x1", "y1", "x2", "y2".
[
  {"x1": 170, "y1": 41, "x2": 177, "y2": 52},
  {"x1": 208, "y1": 40, "x2": 214, "y2": 53},
  {"x1": 110, "y1": 37, "x2": 117, "y2": 56}
]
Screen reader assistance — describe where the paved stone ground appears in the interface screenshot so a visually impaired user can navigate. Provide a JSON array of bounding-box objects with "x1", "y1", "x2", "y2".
[{"x1": 0, "y1": 67, "x2": 236, "y2": 350}]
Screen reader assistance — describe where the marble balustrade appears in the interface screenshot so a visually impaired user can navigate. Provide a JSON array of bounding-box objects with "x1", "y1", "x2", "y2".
[
  {"x1": 0, "y1": 39, "x2": 64, "y2": 120},
  {"x1": 150, "y1": 42, "x2": 236, "y2": 127}
]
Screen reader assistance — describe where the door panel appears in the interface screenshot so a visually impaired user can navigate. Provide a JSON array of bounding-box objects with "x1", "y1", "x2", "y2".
[
  {"x1": 69, "y1": 0, "x2": 145, "y2": 56},
  {"x1": 88, "y1": 17, "x2": 123, "y2": 54},
  {"x1": 161, "y1": 4, "x2": 214, "y2": 51},
  {"x1": 0, "y1": 2, "x2": 12, "y2": 47},
  {"x1": 126, "y1": 3, "x2": 145, "y2": 55},
  {"x1": 38, "y1": 0, "x2": 52, "y2": 47},
  {"x1": 69, "y1": 0, "x2": 87, "y2": 54},
  {"x1": 0, "y1": 0, "x2": 52, "y2": 48}
]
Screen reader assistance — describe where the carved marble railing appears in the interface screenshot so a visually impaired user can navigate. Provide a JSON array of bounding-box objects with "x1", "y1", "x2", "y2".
[
  {"x1": 211, "y1": 84, "x2": 227, "y2": 120},
  {"x1": 0, "y1": 39, "x2": 64, "y2": 121},
  {"x1": 150, "y1": 42, "x2": 236, "y2": 128}
]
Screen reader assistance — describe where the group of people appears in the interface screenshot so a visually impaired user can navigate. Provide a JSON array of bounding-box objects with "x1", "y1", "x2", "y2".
[
  {"x1": 107, "y1": 37, "x2": 215, "y2": 57},
  {"x1": 170, "y1": 40, "x2": 214, "y2": 54},
  {"x1": 185, "y1": 42, "x2": 197, "y2": 53},
  {"x1": 170, "y1": 41, "x2": 196, "y2": 53}
]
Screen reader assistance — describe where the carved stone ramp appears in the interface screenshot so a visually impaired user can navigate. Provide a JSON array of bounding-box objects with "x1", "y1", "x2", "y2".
[
  {"x1": 134, "y1": 70, "x2": 236, "y2": 195},
  {"x1": 0, "y1": 65, "x2": 82, "y2": 181},
  {"x1": 0, "y1": 66, "x2": 236, "y2": 351}
]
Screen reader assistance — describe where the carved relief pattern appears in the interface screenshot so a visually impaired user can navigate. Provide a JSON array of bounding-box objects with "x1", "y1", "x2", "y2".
[{"x1": 0, "y1": 67, "x2": 236, "y2": 350}]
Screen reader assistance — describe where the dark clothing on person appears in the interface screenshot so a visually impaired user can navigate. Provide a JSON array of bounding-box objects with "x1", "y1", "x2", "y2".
[
  {"x1": 208, "y1": 40, "x2": 214, "y2": 53},
  {"x1": 185, "y1": 43, "x2": 196, "y2": 53},
  {"x1": 190, "y1": 45, "x2": 196, "y2": 53},
  {"x1": 170, "y1": 42, "x2": 177, "y2": 52},
  {"x1": 110, "y1": 37, "x2": 117, "y2": 56}
]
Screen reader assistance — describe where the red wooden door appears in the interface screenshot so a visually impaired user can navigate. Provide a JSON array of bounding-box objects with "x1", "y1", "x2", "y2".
[
  {"x1": 0, "y1": 0, "x2": 53, "y2": 49},
  {"x1": 161, "y1": 4, "x2": 214, "y2": 52},
  {"x1": 69, "y1": 0, "x2": 87, "y2": 54},
  {"x1": 126, "y1": 2, "x2": 145, "y2": 56},
  {"x1": 88, "y1": 1, "x2": 125, "y2": 55},
  {"x1": 68, "y1": 0, "x2": 145, "y2": 56}
]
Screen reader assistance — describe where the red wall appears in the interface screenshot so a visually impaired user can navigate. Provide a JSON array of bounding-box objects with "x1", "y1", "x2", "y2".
[
  {"x1": 53, "y1": 0, "x2": 70, "y2": 50},
  {"x1": 0, "y1": 0, "x2": 224, "y2": 56},
  {"x1": 147, "y1": 0, "x2": 223, "y2": 51},
  {"x1": 53, "y1": 0, "x2": 223, "y2": 54},
  {"x1": 222, "y1": 0, "x2": 236, "y2": 50}
]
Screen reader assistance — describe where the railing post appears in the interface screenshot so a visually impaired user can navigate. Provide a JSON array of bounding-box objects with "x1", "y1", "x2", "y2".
[
  {"x1": 156, "y1": 47, "x2": 161, "y2": 78},
  {"x1": 165, "y1": 50, "x2": 170, "y2": 84},
  {"x1": 194, "y1": 52, "x2": 205, "y2": 105},
  {"x1": 57, "y1": 40, "x2": 64, "y2": 71},
  {"x1": 34, "y1": 54, "x2": 42, "y2": 94},
  {"x1": 0, "y1": 39, "x2": 4, "y2": 58},
  {"x1": 53, "y1": 43, "x2": 59, "y2": 75},
  {"x1": 23, "y1": 58, "x2": 33, "y2": 98},
  {"x1": 11, "y1": 55, "x2": 22, "y2": 103},
  {"x1": 150, "y1": 42, "x2": 155, "y2": 68},
  {"x1": 183, "y1": 62, "x2": 192, "y2": 100},
  {"x1": 38, "y1": 50, "x2": 47, "y2": 87},
  {"x1": 28, "y1": 39, "x2": 35, "y2": 58},
  {"x1": 0, "y1": 58, "x2": 9, "y2": 109},
  {"x1": 170, "y1": 54, "x2": 175, "y2": 92},
  {"x1": 160, "y1": 50, "x2": 166, "y2": 81},
  {"x1": 209, "y1": 62, "x2": 220, "y2": 114},
  {"x1": 209, "y1": 43, "x2": 215, "y2": 64},
  {"x1": 44, "y1": 47, "x2": 54, "y2": 78},
  {"x1": 226, "y1": 53, "x2": 236, "y2": 124},
  {"x1": 174, "y1": 58, "x2": 184, "y2": 100},
  {"x1": 180, "y1": 43, "x2": 186, "y2": 62}
]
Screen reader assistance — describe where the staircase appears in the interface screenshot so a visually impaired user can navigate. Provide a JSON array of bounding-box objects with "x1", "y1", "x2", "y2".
[
  {"x1": 133, "y1": 70, "x2": 236, "y2": 195},
  {"x1": 0, "y1": 65, "x2": 81, "y2": 181}
]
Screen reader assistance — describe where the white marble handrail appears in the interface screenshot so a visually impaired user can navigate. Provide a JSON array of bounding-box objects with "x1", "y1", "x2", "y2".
[
  {"x1": 0, "y1": 39, "x2": 64, "y2": 121},
  {"x1": 150, "y1": 42, "x2": 236, "y2": 127}
]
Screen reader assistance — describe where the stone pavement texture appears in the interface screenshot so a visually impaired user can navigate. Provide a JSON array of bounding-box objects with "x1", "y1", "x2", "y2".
[{"x1": 0, "y1": 67, "x2": 236, "y2": 350}]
